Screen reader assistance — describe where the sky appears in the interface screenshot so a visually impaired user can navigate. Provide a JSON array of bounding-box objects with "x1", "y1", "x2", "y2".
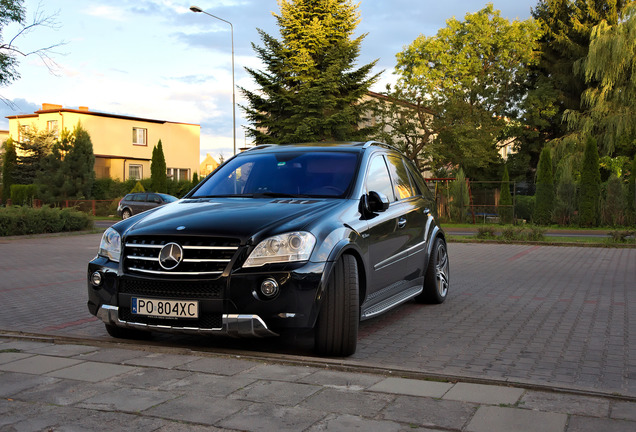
[{"x1": 1, "y1": 0, "x2": 538, "y2": 162}]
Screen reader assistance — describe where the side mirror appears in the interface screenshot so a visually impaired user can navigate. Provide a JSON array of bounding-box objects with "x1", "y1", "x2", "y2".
[{"x1": 366, "y1": 191, "x2": 390, "y2": 213}]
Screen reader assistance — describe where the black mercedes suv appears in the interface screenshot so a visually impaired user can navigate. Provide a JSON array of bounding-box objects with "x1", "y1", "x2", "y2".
[{"x1": 87, "y1": 142, "x2": 449, "y2": 356}]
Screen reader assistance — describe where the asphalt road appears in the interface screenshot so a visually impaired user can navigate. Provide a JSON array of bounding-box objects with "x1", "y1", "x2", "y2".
[{"x1": 0, "y1": 233, "x2": 634, "y2": 398}]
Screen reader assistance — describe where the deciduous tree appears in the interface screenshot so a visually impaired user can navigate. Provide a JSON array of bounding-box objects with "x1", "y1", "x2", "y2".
[
  {"x1": 565, "y1": 2, "x2": 636, "y2": 156},
  {"x1": 0, "y1": 0, "x2": 64, "y2": 105},
  {"x1": 386, "y1": 4, "x2": 540, "y2": 176}
]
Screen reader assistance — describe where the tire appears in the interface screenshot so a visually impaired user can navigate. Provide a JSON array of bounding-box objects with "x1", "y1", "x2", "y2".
[
  {"x1": 315, "y1": 254, "x2": 359, "y2": 357},
  {"x1": 416, "y1": 238, "x2": 449, "y2": 304},
  {"x1": 122, "y1": 209, "x2": 132, "y2": 219},
  {"x1": 105, "y1": 324, "x2": 150, "y2": 340}
]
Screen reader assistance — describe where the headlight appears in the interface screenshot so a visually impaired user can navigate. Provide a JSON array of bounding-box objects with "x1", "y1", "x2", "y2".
[
  {"x1": 244, "y1": 232, "x2": 316, "y2": 268},
  {"x1": 98, "y1": 227, "x2": 121, "y2": 262}
]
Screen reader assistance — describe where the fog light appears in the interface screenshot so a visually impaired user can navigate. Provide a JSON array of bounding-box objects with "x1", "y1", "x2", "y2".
[
  {"x1": 91, "y1": 271, "x2": 102, "y2": 287},
  {"x1": 260, "y1": 278, "x2": 279, "y2": 298}
]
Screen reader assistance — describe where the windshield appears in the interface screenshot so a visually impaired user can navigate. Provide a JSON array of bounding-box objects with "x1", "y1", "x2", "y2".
[{"x1": 191, "y1": 151, "x2": 359, "y2": 198}]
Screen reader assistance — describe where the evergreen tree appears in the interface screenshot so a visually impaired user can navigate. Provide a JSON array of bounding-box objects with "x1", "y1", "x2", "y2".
[
  {"x1": 241, "y1": 0, "x2": 380, "y2": 144},
  {"x1": 39, "y1": 123, "x2": 95, "y2": 201},
  {"x1": 1, "y1": 137, "x2": 16, "y2": 202},
  {"x1": 499, "y1": 165, "x2": 513, "y2": 224},
  {"x1": 14, "y1": 127, "x2": 55, "y2": 185},
  {"x1": 533, "y1": 147, "x2": 555, "y2": 225},
  {"x1": 628, "y1": 155, "x2": 636, "y2": 222},
  {"x1": 449, "y1": 168, "x2": 470, "y2": 223},
  {"x1": 578, "y1": 136, "x2": 601, "y2": 226},
  {"x1": 553, "y1": 160, "x2": 577, "y2": 225},
  {"x1": 66, "y1": 124, "x2": 95, "y2": 199},
  {"x1": 602, "y1": 174, "x2": 625, "y2": 226},
  {"x1": 150, "y1": 140, "x2": 167, "y2": 193},
  {"x1": 131, "y1": 181, "x2": 145, "y2": 193}
]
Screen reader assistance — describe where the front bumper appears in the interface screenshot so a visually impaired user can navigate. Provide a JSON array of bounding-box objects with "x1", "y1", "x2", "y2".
[
  {"x1": 96, "y1": 304, "x2": 278, "y2": 337},
  {"x1": 87, "y1": 256, "x2": 330, "y2": 337}
]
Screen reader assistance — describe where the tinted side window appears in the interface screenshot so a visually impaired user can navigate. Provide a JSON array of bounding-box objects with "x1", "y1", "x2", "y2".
[
  {"x1": 405, "y1": 161, "x2": 435, "y2": 201},
  {"x1": 148, "y1": 194, "x2": 161, "y2": 203},
  {"x1": 387, "y1": 155, "x2": 415, "y2": 200},
  {"x1": 123, "y1": 194, "x2": 133, "y2": 201},
  {"x1": 365, "y1": 155, "x2": 395, "y2": 201},
  {"x1": 132, "y1": 194, "x2": 147, "y2": 202}
]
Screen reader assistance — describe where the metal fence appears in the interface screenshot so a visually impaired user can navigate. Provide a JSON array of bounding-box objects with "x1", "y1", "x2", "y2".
[{"x1": 425, "y1": 179, "x2": 534, "y2": 224}]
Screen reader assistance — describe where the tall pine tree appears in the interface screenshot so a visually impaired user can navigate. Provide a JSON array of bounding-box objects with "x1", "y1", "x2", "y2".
[
  {"x1": 150, "y1": 140, "x2": 167, "y2": 193},
  {"x1": 578, "y1": 136, "x2": 601, "y2": 226},
  {"x1": 499, "y1": 165, "x2": 513, "y2": 224},
  {"x1": 1, "y1": 137, "x2": 17, "y2": 202},
  {"x1": 241, "y1": 0, "x2": 380, "y2": 144},
  {"x1": 533, "y1": 147, "x2": 555, "y2": 225}
]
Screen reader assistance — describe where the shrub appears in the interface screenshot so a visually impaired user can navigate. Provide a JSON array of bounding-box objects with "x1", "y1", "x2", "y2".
[
  {"x1": 10, "y1": 184, "x2": 39, "y2": 206},
  {"x1": 526, "y1": 226, "x2": 546, "y2": 241},
  {"x1": 501, "y1": 226, "x2": 524, "y2": 241},
  {"x1": 608, "y1": 230, "x2": 635, "y2": 243},
  {"x1": 602, "y1": 174, "x2": 625, "y2": 226},
  {"x1": 515, "y1": 195, "x2": 535, "y2": 222},
  {"x1": 0, "y1": 206, "x2": 92, "y2": 236},
  {"x1": 130, "y1": 181, "x2": 145, "y2": 193},
  {"x1": 476, "y1": 225, "x2": 496, "y2": 239}
]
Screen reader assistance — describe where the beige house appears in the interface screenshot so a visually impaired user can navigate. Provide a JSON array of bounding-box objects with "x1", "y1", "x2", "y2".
[
  {"x1": 199, "y1": 153, "x2": 220, "y2": 178},
  {"x1": 6, "y1": 103, "x2": 200, "y2": 181}
]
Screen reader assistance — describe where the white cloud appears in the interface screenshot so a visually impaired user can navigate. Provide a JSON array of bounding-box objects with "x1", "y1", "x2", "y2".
[{"x1": 83, "y1": 5, "x2": 127, "y2": 21}]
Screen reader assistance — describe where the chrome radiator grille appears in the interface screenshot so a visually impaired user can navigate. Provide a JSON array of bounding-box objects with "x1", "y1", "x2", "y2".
[{"x1": 123, "y1": 236, "x2": 240, "y2": 277}]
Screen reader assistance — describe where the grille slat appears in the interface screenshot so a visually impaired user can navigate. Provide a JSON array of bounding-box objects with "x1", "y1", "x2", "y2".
[{"x1": 123, "y1": 236, "x2": 240, "y2": 277}]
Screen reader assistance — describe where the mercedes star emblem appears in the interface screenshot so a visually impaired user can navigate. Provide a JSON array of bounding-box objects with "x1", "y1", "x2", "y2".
[{"x1": 158, "y1": 242, "x2": 183, "y2": 270}]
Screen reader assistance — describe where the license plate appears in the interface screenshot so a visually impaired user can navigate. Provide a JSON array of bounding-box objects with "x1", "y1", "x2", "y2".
[{"x1": 131, "y1": 297, "x2": 198, "y2": 318}]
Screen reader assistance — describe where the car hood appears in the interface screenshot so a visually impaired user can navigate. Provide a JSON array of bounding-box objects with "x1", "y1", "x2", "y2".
[{"x1": 120, "y1": 197, "x2": 346, "y2": 244}]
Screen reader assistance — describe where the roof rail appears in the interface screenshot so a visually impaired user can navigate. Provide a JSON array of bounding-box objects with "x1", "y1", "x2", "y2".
[
  {"x1": 244, "y1": 144, "x2": 278, "y2": 152},
  {"x1": 362, "y1": 140, "x2": 401, "y2": 152}
]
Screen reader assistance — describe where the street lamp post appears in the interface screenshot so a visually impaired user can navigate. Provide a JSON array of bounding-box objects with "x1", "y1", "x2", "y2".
[{"x1": 190, "y1": 5, "x2": 236, "y2": 156}]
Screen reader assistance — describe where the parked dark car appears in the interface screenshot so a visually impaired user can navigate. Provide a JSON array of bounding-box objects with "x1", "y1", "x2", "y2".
[
  {"x1": 117, "y1": 192, "x2": 178, "y2": 219},
  {"x1": 88, "y1": 142, "x2": 449, "y2": 356}
]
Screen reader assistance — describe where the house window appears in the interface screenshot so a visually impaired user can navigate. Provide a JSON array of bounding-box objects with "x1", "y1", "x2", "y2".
[
  {"x1": 18, "y1": 125, "x2": 30, "y2": 142},
  {"x1": 47, "y1": 120, "x2": 59, "y2": 138},
  {"x1": 129, "y1": 164, "x2": 143, "y2": 180},
  {"x1": 167, "y1": 168, "x2": 190, "y2": 181},
  {"x1": 133, "y1": 127, "x2": 147, "y2": 146}
]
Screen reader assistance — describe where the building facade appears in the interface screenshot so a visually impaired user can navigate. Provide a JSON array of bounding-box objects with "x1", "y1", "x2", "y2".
[{"x1": 6, "y1": 104, "x2": 200, "y2": 181}]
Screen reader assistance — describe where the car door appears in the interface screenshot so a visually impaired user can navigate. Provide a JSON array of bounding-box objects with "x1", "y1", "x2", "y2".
[
  {"x1": 404, "y1": 159, "x2": 438, "y2": 280},
  {"x1": 364, "y1": 154, "x2": 412, "y2": 299},
  {"x1": 131, "y1": 193, "x2": 148, "y2": 214}
]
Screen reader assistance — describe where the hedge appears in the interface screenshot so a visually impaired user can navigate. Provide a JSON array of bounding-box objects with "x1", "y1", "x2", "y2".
[{"x1": 0, "y1": 206, "x2": 93, "y2": 236}]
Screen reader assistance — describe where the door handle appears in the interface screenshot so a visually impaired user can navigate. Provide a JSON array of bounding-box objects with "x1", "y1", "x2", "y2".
[{"x1": 397, "y1": 217, "x2": 407, "y2": 229}]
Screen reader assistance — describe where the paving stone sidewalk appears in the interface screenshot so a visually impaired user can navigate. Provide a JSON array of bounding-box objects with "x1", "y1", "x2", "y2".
[{"x1": 1, "y1": 337, "x2": 635, "y2": 432}]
